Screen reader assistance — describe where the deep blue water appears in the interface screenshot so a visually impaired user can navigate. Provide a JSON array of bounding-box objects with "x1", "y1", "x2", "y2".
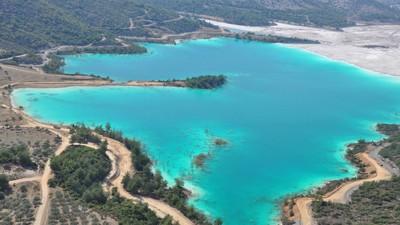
[{"x1": 12, "y1": 38, "x2": 400, "y2": 224}]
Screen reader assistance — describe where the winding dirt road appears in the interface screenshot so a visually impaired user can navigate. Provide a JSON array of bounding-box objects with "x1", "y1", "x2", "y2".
[
  {"x1": 11, "y1": 104, "x2": 193, "y2": 224},
  {"x1": 324, "y1": 153, "x2": 391, "y2": 203},
  {"x1": 73, "y1": 136, "x2": 193, "y2": 224},
  {"x1": 102, "y1": 136, "x2": 194, "y2": 225},
  {"x1": 295, "y1": 152, "x2": 393, "y2": 225}
]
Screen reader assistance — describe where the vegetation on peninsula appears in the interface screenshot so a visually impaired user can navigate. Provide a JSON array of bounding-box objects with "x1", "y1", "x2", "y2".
[
  {"x1": 93, "y1": 123, "x2": 223, "y2": 225},
  {"x1": 184, "y1": 75, "x2": 227, "y2": 89},
  {"x1": 43, "y1": 55, "x2": 65, "y2": 74},
  {"x1": 50, "y1": 132, "x2": 177, "y2": 225}
]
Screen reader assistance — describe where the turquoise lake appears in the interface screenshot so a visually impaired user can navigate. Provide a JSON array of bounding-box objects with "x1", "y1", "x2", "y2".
[{"x1": 12, "y1": 38, "x2": 400, "y2": 224}]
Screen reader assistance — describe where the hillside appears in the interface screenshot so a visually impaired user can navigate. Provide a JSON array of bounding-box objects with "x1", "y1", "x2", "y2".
[
  {"x1": 0, "y1": 0, "x2": 215, "y2": 53},
  {"x1": 0, "y1": 0, "x2": 102, "y2": 52},
  {"x1": 1, "y1": 0, "x2": 400, "y2": 54},
  {"x1": 149, "y1": 0, "x2": 400, "y2": 27}
]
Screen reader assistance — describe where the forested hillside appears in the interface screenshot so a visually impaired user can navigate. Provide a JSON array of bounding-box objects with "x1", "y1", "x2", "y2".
[
  {"x1": 1, "y1": 0, "x2": 400, "y2": 54},
  {"x1": 0, "y1": 0, "x2": 102, "y2": 52},
  {"x1": 149, "y1": 0, "x2": 400, "y2": 27},
  {"x1": 0, "y1": 0, "x2": 213, "y2": 53}
]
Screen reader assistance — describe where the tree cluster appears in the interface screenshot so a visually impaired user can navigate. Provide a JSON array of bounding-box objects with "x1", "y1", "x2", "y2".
[
  {"x1": 0, "y1": 144, "x2": 35, "y2": 168},
  {"x1": 43, "y1": 54, "x2": 65, "y2": 74},
  {"x1": 70, "y1": 124, "x2": 101, "y2": 145},
  {"x1": 50, "y1": 145, "x2": 111, "y2": 204},
  {"x1": 0, "y1": 174, "x2": 10, "y2": 199},
  {"x1": 185, "y1": 75, "x2": 227, "y2": 89},
  {"x1": 162, "y1": 18, "x2": 204, "y2": 33}
]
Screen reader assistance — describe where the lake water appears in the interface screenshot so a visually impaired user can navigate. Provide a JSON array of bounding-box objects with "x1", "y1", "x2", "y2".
[{"x1": 12, "y1": 38, "x2": 400, "y2": 224}]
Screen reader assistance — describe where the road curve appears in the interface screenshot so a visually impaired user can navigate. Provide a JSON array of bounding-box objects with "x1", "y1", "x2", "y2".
[
  {"x1": 12, "y1": 106, "x2": 193, "y2": 225},
  {"x1": 324, "y1": 153, "x2": 392, "y2": 203},
  {"x1": 103, "y1": 137, "x2": 194, "y2": 225},
  {"x1": 295, "y1": 152, "x2": 392, "y2": 225}
]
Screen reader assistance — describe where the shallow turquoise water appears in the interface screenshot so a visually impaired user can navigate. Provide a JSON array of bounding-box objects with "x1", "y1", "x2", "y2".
[{"x1": 13, "y1": 38, "x2": 400, "y2": 224}]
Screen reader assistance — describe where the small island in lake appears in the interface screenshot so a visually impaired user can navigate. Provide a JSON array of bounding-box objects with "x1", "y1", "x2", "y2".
[
  {"x1": 193, "y1": 138, "x2": 229, "y2": 169},
  {"x1": 193, "y1": 153, "x2": 212, "y2": 169},
  {"x1": 214, "y1": 138, "x2": 228, "y2": 146}
]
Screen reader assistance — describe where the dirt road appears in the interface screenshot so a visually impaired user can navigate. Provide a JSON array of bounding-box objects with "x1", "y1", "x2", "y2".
[
  {"x1": 10, "y1": 85, "x2": 194, "y2": 225},
  {"x1": 9, "y1": 176, "x2": 41, "y2": 185},
  {"x1": 33, "y1": 130, "x2": 70, "y2": 225},
  {"x1": 295, "y1": 152, "x2": 392, "y2": 225},
  {"x1": 99, "y1": 136, "x2": 194, "y2": 225},
  {"x1": 295, "y1": 198, "x2": 313, "y2": 225},
  {"x1": 324, "y1": 153, "x2": 391, "y2": 203}
]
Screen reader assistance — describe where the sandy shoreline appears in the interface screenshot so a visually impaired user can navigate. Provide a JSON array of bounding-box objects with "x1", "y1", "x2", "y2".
[
  {"x1": 206, "y1": 20, "x2": 400, "y2": 77},
  {"x1": 0, "y1": 64, "x2": 189, "y2": 90}
]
